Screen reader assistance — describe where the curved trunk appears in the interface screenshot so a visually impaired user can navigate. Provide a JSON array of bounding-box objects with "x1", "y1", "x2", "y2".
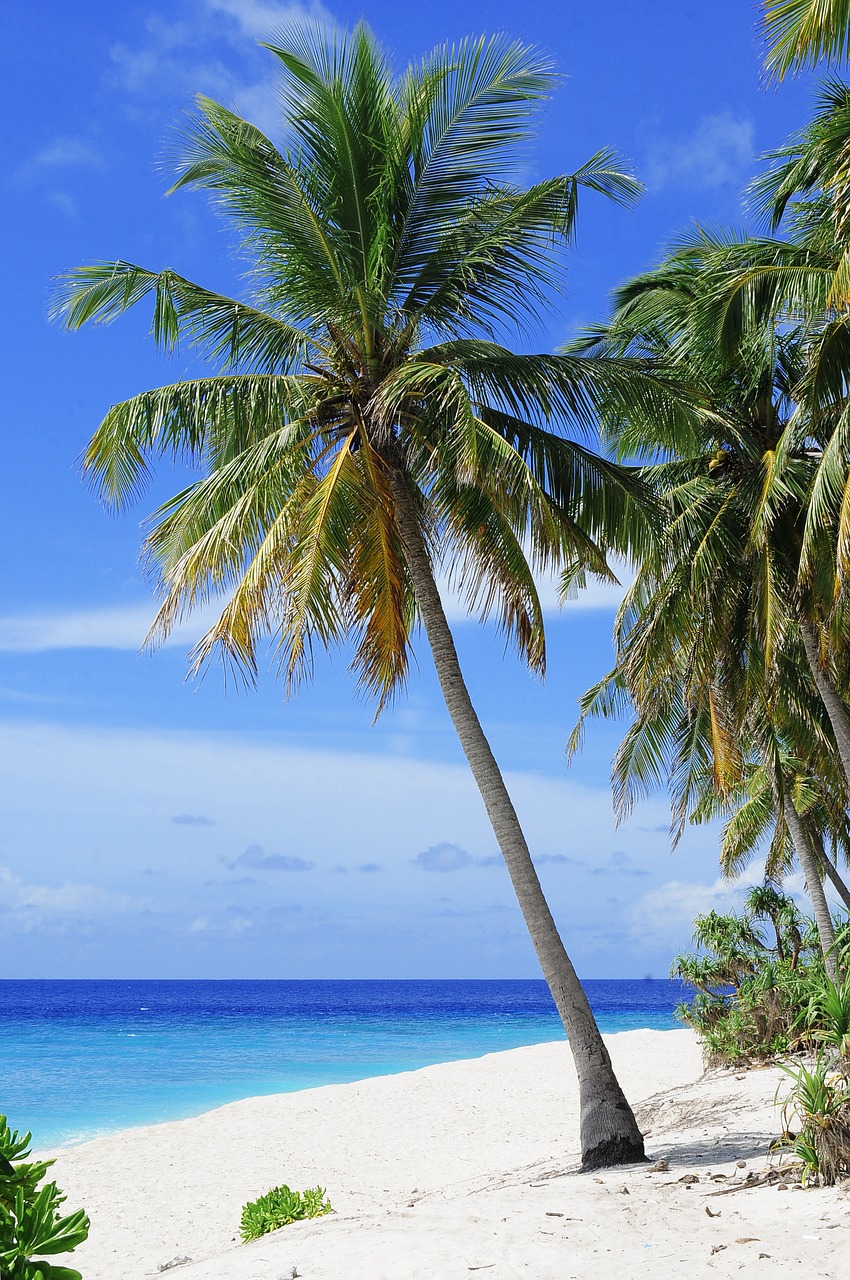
[
  {"x1": 387, "y1": 467, "x2": 645, "y2": 1170},
  {"x1": 808, "y1": 824, "x2": 850, "y2": 915},
  {"x1": 782, "y1": 794, "x2": 839, "y2": 982},
  {"x1": 800, "y1": 622, "x2": 850, "y2": 788}
]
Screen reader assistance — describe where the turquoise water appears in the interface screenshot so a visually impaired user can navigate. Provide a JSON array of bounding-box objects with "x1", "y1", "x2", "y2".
[{"x1": 0, "y1": 979, "x2": 688, "y2": 1147}]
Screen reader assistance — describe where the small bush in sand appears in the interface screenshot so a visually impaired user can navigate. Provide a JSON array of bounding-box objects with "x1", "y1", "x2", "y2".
[
  {"x1": 776, "y1": 1057, "x2": 850, "y2": 1186},
  {"x1": 0, "y1": 1114, "x2": 90, "y2": 1280},
  {"x1": 240, "y1": 1185, "x2": 332, "y2": 1241}
]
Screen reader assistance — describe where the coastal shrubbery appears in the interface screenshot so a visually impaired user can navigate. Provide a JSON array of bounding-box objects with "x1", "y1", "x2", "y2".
[
  {"x1": 672, "y1": 889, "x2": 850, "y2": 1066},
  {"x1": 675, "y1": 892, "x2": 850, "y2": 1184},
  {"x1": 0, "y1": 1115, "x2": 90, "y2": 1280},
  {"x1": 777, "y1": 1056, "x2": 850, "y2": 1185},
  {"x1": 240, "y1": 1185, "x2": 333, "y2": 1242}
]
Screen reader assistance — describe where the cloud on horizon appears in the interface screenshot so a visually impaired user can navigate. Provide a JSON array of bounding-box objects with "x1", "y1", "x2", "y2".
[{"x1": 0, "y1": 865, "x2": 143, "y2": 933}]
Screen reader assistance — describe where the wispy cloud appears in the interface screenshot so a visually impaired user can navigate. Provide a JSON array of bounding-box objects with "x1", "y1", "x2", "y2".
[
  {"x1": 15, "y1": 136, "x2": 106, "y2": 185},
  {"x1": 0, "y1": 601, "x2": 222, "y2": 653},
  {"x1": 225, "y1": 842, "x2": 315, "y2": 872},
  {"x1": 187, "y1": 913, "x2": 254, "y2": 935},
  {"x1": 107, "y1": 0, "x2": 336, "y2": 137},
  {"x1": 438, "y1": 557, "x2": 633, "y2": 621},
  {"x1": 629, "y1": 876, "x2": 746, "y2": 949},
  {"x1": 171, "y1": 813, "x2": 216, "y2": 826},
  {"x1": 412, "y1": 842, "x2": 494, "y2": 872},
  {"x1": 0, "y1": 556, "x2": 630, "y2": 655},
  {"x1": 0, "y1": 866, "x2": 142, "y2": 933},
  {"x1": 204, "y1": 0, "x2": 333, "y2": 38},
  {"x1": 644, "y1": 112, "x2": 754, "y2": 192}
]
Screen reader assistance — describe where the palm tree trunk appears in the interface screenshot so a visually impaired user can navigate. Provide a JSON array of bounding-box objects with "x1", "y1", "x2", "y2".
[
  {"x1": 782, "y1": 794, "x2": 839, "y2": 982},
  {"x1": 808, "y1": 824, "x2": 850, "y2": 914},
  {"x1": 387, "y1": 466, "x2": 645, "y2": 1170},
  {"x1": 800, "y1": 622, "x2": 850, "y2": 787}
]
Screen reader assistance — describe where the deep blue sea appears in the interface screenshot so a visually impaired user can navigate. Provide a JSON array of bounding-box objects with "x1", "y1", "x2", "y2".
[{"x1": 0, "y1": 979, "x2": 689, "y2": 1148}]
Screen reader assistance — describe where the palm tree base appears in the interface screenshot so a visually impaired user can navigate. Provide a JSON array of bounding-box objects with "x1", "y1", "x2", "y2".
[{"x1": 580, "y1": 1134, "x2": 647, "y2": 1171}]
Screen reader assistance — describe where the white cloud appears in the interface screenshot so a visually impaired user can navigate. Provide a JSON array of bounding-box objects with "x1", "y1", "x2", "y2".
[
  {"x1": 0, "y1": 720, "x2": 723, "y2": 973},
  {"x1": 107, "y1": 0, "x2": 336, "y2": 136},
  {"x1": 27, "y1": 137, "x2": 105, "y2": 171},
  {"x1": 629, "y1": 875, "x2": 748, "y2": 951},
  {"x1": 0, "y1": 557, "x2": 631, "y2": 654},
  {"x1": 187, "y1": 913, "x2": 254, "y2": 935},
  {"x1": 413, "y1": 842, "x2": 479, "y2": 872},
  {"x1": 0, "y1": 866, "x2": 141, "y2": 933},
  {"x1": 0, "y1": 601, "x2": 221, "y2": 653},
  {"x1": 645, "y1": 112, "x2": 754, "y2": 192},
  {"x1": 204, "y1": 0, "x2": 333, "y2": 38},
  {"x1": 435, "y1": 556, "x2": 633, "y2": 623},
  {"x1": 225, "y1": 843, "x2": 315, "y2": 872}
]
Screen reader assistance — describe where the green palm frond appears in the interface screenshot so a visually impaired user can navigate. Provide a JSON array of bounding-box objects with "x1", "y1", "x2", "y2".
[
  {"x1": 57, "y1": 22, "x2": 659, "y2": 713},
  {"x1": 762, "y1": 0, "x2": 850, "y2": 79}
]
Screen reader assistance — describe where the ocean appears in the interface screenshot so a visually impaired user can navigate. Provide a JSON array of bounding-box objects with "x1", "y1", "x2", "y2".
[{"x1": 0, "y1": 979, "x2": 689, "y2": 1148}]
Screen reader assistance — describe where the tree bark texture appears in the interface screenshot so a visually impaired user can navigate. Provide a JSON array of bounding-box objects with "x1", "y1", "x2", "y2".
[
  {"x1": 800, "y1": 622, "x2": 850, "y2": 791},
  {"x1": 387, "y1": 467, "x2": 645, "y2": 1169},
  {"x1": 809, "y1": 825, "x2": 850, "y2": 914},
  {"x1": 783, "y1": 795, "x2": 839, "y2": 982}
]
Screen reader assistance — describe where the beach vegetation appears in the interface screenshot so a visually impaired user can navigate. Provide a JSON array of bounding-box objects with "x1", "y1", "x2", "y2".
[
  {"x1": 51, "y1": 22, "x2": 681, "y2": 1168},
  {"x1": 240, "y1": 1184, "x2": 332, "y2": 1241},
  {"x1": 673, "y1": 895, "x2": 816, "y2": 1064},
  {"x1": 776, "y1": 1055, "x2": 850, "y2": 1184},
  {"x1": 0, "y1": 1115, "x2": 90, "y2": 1280},
  {"x1": 672, "y1": 894, "x2": 850, "y2": 1067}
]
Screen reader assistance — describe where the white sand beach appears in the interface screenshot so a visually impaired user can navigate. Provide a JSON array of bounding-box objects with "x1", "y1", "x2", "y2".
[{"x1": 47, "y1": 1029, "x2": 849, "y2": 1279}]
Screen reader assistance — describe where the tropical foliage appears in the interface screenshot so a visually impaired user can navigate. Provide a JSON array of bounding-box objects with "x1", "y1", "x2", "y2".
[
  {"x1": 0, "y1": 1115, "x2": 90, "y2": 1280},
  {"x1": 567, "y1": 228, "x2": 850, "y2": 975},
  {"x1": 777, "y1": 1055, "x2": 850, "y2": 1184},
  {"x1": 671, "y1": 891, "x2": 850, "y2": 1065},
  {"x1": 762, "y1": 0, "x2": 850, "y2": 79}
]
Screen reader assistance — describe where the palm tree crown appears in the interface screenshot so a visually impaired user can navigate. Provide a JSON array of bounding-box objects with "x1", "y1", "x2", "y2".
[{"x1": 55, "y1": 25, "x2": 652, "y2": 704}]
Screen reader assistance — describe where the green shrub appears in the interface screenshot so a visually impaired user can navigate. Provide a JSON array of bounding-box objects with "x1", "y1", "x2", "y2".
[
  {"x1": 240, "y1": 1185, "x2": 332, "y2": 1242},
  {"x1": 0, "y1": 1115, "x2": 90, "y2": 1280},
  {"x1": 672, "y1": 893, "x2": 837, "y2": 1065},
  {"x1": 776, "y1": 1056, "x2": 850, "y2": 1185}
]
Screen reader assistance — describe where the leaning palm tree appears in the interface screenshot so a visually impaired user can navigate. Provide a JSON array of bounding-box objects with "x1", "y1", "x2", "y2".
[{"x1": 52, "y1": 25, "x2": 666, "y2": 1167}]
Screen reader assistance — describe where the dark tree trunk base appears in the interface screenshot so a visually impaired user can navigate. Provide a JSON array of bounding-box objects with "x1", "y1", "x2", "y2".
[{"x1": 581, "y1": 1136, "x2": 648, "y2": 1171}]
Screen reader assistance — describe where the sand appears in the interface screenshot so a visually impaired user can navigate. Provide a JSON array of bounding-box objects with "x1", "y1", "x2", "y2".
[{"x1": 44, "y1": 1029, "x2": 849, "y2": 1279}]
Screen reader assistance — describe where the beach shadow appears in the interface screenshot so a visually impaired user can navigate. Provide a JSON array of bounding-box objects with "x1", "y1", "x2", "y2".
[{"x1": 645, "y1": 1130, "x2": 771, "y2": 1167}]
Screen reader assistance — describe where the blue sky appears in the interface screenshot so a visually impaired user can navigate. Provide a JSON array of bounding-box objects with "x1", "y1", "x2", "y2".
[{"x1": 0, "y1": 0, "x2": 829, "y2": 978}]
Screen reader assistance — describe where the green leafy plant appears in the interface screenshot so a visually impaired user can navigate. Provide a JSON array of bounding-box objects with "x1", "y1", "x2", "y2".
[
  {"x1": 795, "y1": 971, "x2": 850, "y2": 1068},
  {"x1": 240, "y1": 1185, "x2": 332, "y2": 1242},
  {"x1": 0, "y1": 1115, "x2": 90, "y2": 1280},
  {"x1": 672, "y1": 894, "x2": 823, "y2": 1064},
  {"x1": 776, "y1": 1056, "x2": 850, "y2": 1185}
]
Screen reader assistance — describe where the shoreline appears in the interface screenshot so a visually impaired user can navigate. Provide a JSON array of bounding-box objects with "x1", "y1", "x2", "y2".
[
  {"x1": 5, "y1": 976, "x2": 689, "y2": 1149},
  {"x1": 44, "y1": 1028, "x2": 850, "y2": 1279},
  {"x1": 40, "y1": 1020, "x2": 678, "y2": 1153}
]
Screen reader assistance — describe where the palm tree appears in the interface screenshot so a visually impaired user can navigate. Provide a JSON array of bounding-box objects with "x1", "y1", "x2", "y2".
[
  {"x1": 567, "y1": 233, "x2": 846, "y2": 975},
  {"x1": 52, "y1": 25, "x2": 666, "y2": 1168},
  {"x1": 762, "y1": 0, "x2": 850, "y2": 79}
]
